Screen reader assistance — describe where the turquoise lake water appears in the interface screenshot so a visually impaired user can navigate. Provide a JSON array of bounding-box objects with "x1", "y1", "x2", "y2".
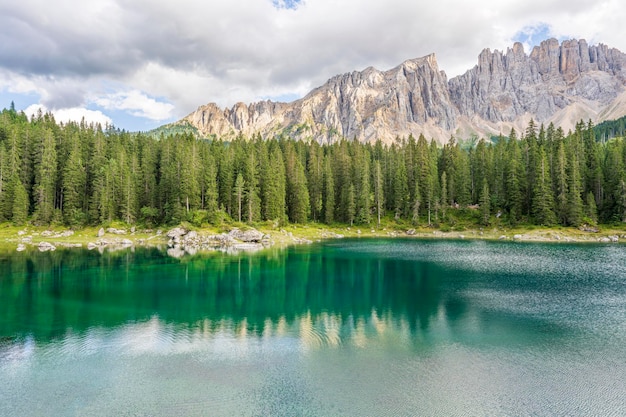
[{"x1": 1, "y1": 239, "x2": 625, "y2": 416}]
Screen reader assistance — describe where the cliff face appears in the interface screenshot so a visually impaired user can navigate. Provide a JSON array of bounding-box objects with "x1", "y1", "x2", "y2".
[
  {"x1": 184, "y1": 39, "x2": 626, "y2": 143},
  {"x1": 449, "y1": 39, "x2": 626, "y2": 124}
]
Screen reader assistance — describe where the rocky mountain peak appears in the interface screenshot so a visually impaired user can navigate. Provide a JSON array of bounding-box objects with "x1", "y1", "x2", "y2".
[{"x1": 183, "y1": 39, "x2": 626, "y2": 143}]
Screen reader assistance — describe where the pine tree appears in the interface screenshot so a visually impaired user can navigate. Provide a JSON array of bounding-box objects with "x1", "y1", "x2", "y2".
[
  {"x1": 480, "y1": 178, "x2": 490, "y2": 225},
  {"x1": 201, "y1": 149, "x2": 218, "y2": 216},
  {"x1": 234, "y1": 172, "x2": 245, "y2": 222},
  {"x1": 554, "y1": 141, "x2": 568, "y2": 224},
  {"x1": 412, "y1": 176, "x2": 420, "y2": 225},
  {"x1": 11, "y1": 174, "x2": 28, "y2": 225},
  {"x1": 243, "y1": 150, "x2": 261, "y2": 223},
  {"x1": 33, "y1": 129, "x2": 57, "y2": 224},
  {"x1": 374, "y1": 160, "x2": 384, "y2": 227},
  {"x1": 285, "y1": 144, "x2": 310, "y2": 224},
  {"x1": 347, "y1": 183, "x2": 355, "y2": 226},
  {"x1": 354, "y1": 147, "x2": 370, "y2": 224},
  {"x1": 307, "y1": 143, "x2": 323, "y2": 222},
  {"x1": 392, "y1": 155, "x2": 408, "y2": 219},
  {"x1": 585, "y1": 192, "x2": 598, "y2": 224},
  {"x1": 532, "y1": 148, "x2": 556, "y2": 225},
  {"x1": 566, "y1": 152, "x2": 584, "y2": 226},
  {"x1": 440, "y1": 171, "x2": 448, "y2": 222},
  {"x1": 263, "y1": 145, "x2": 286, "y2": 222},
  {"x1": 323, "y1": 154, "x2": 335, "y2": 224},
  {"x1": 62, "y1": 136, "x2": 86, "y2": 225}
]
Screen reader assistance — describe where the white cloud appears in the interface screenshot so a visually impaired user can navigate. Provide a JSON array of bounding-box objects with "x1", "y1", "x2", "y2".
[
  {"x1": 23, "y1": 104, "x2": 113, "y2": 126},
  {"x1": 93, "y1": 90, "x2": 174, "y2": 121}
]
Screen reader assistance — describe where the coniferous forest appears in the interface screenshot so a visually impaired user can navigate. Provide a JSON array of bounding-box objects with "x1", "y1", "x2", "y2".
[{"x1": 1, "y1": 105, "x2": 625, "y2": 229}]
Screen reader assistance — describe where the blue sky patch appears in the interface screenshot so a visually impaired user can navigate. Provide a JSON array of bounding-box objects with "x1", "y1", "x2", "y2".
[
  {"x1": 512, "y1": 23, "x2": 568, "y2": 50},
  {"x1": 272, "y1": 0, "x2": 302, "y2": 10}
]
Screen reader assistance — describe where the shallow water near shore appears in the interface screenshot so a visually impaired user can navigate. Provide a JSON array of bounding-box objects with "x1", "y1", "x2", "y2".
[{"x1": 1, "y1": 238, "x2": 625, "y2": 416}]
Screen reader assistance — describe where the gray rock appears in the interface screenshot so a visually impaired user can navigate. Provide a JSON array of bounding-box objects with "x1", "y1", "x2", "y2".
[
  {"x1": 17, "y1": 244, "x2": 26, "y2": 252},
  {"x1": 167, "y1": 227, "x2": 187, "y2": 239},
  {"x1": 406, "y1": 229, "x2": 416, "y2": 235},
  {"x1": 229, "y1": 228, "x2": 265, "y2": 242},
  {"x1": 513, "y1": 234, "x2": 523, "y2": 240},
  {"x1": 97, "y1": 228, "x2": 105, "y2": 237},
  {"x1": 38, "y1": 241, "x2": 56, "y2": 251}
]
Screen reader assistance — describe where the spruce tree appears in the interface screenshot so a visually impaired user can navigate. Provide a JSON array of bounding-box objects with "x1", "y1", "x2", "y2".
[
  {"x1": 323, "y1": 154, "x2": 335, "y2": 224},
  {"x1": 62, "y1": 136, "x2": 86, "y2": 225},
  {"x1": 480, "y1": 178, "x2": 490, "y2": 225},
  {"x1": 374, "y1": 160, "x2": 384, "y2": 227},
  {"x1": 234, "y1": 172, "x2": 245, "y2": 222},
  {"x1": 566, "y1": 152, "x2": 584, "y2": 226},
  {"x1": 532, "y1": 148, "x2": 556, "y2": 225},
  {"x1": 11, "y1": 174, "x2": 28, "y2": 225},
  {"x1": 33, "y1": 129, "x2": 57, "y2": 224}
]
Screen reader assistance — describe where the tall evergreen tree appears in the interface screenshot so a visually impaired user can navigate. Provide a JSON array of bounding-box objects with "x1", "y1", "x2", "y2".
[
  {"x1": 33, "y1": 129, "x2": 57, "y2": 224},
  {"x1": 480, "y1": 178, "x2": 490, "y2": 225},
  {"x1": 62, "y1": 135, "x2": 86, "y2": 225},
  {"x1": 323, "y1": 154, "x2": 335, "y2": 224},
  {"x1": 374, "y1": 160, "x2": 384, "y2": 227},
  {"x1": 532, "y1": 148, "x2": 556, "y2": 225},
  {"x1": 234, "y1": 172, "x2": 245, "y2": 222}
]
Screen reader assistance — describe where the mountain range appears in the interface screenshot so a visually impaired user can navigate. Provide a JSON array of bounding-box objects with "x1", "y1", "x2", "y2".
[{"x1": 178, "y1": 38, "x2": 626, "y2": 143}]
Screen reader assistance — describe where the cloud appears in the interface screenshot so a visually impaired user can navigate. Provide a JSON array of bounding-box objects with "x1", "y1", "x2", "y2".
[
  {"x1": 2, "y1": 0, "x2": 626, "y2": 127},
  {"x1": 93, "y1": 90, "x2": 174, "y2": 121},
  {"x1": 23, "y1": 104, "x2": 113, "y2": 126}
]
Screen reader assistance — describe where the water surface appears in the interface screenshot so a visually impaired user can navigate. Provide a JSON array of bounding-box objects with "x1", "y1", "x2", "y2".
[{"x1": 1, "y1": 239, "x2": 625, "y2": 416}]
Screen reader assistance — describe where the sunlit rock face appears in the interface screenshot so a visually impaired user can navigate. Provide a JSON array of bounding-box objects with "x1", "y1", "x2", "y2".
[{"x1": 184, "y1": 39, "x2": 626, "y2": 143}]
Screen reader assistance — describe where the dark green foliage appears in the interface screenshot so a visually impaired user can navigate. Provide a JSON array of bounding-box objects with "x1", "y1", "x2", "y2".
[{"x1": 1, "y1": 107, "x2": 626, "y2": 228}]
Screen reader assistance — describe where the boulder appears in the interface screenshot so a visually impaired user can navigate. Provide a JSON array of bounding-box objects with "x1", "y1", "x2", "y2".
[
  {"x1": 38, "y1": 241, "x2": 56, "y2": 251},
  {"x1": 97, "y1": 228, "x2": 105, "y2": 237},
  {"x1": 167, "y1": 227, "x2": 187, "y2": 239},
  {"x1": 229, "y1": 228, "x2": 264, "y2": 242}
]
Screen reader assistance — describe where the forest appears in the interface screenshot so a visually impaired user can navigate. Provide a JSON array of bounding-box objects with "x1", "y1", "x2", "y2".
[{"x1": 0, "y1": 105, "x2": 625, "y2": 230}]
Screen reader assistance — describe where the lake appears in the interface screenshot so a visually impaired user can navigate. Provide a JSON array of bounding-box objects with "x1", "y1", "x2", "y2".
[{"x1": 1, "y1": 239, "x2": 625, "y2": 416}]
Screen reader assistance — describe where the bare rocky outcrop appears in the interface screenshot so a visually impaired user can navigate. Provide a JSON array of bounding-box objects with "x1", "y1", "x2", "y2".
[
  {"x1": 183, "y1": 39, "x2": 626, "y2": 144},
  {"x1": 449, "y1": 39, "x2": 626, "y2": 130},
  {"x1": 165, "y1": 227, "x2": 272, "y2": 257},
  {"x1": 186, "y1": 54, "x2": 458, "y2": 144}
]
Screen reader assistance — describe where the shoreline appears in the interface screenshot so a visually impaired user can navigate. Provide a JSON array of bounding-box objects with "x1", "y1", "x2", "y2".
[{"x1": 1, "y1": 222, "x2": 625, "y2": 255}]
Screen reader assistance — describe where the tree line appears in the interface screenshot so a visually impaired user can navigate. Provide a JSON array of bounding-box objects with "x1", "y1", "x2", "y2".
[{"x1": 1, "y1": 106, "x2": 625, "y2": 228}]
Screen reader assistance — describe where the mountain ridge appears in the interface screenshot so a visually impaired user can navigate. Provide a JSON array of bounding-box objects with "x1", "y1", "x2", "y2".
[{"x1": 181, "y1": 38, "x2": 626, "y2": 143}]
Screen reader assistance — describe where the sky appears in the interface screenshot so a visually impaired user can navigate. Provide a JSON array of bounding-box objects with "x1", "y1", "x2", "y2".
[{"x1": 1, "y1": 0, "x2": 625, "y2": 132}]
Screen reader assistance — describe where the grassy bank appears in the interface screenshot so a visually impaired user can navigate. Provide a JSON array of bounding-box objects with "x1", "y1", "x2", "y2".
[{"x1": 1, "y1": 218, "x2": 625, "y2": 254}]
